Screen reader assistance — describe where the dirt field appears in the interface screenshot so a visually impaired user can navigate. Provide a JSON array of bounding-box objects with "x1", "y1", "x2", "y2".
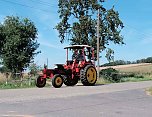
[{"x1": 100, "y1": 63, "x2": 152, "y2": 74}]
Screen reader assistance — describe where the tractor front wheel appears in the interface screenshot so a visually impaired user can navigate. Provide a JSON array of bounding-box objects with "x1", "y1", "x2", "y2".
[
  {"x1": 35, "y1": 76, "x2": 46, "y2": 88},
  {"x1": 80, "y1": 65, "x2": 97, "y2": 86},
  {"x1": 52, "y1": 74, "x2": 63, "y2": 88}
]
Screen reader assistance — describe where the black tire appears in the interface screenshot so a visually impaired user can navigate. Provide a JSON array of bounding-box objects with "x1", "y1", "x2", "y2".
[
  {"x1": 63, "y1": 76, "x2": 78, "y2": 86},
  {"x1": 80, "y1": 65, "x2": 97, "y2": 86},
  {"x1": 52, "y1": 74, "x2": 63, "y2": 88},
  {"x1": 35, "y1": 76, "x2": 46, "y2": 88}
]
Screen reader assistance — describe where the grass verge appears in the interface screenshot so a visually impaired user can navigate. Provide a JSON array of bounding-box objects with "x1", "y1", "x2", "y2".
[
  {"x1": 97, "y1": 77, "x2": 152, "y2": 85},
  {"x1": 0, "y1": 77, "x2": 51, "y2": 89},
  {"x1": 121, "y1": 77, "x2": 152, "y2": 82},
  {"x1": 0, "y1": 81, "x2": 36, "y2": 89}
]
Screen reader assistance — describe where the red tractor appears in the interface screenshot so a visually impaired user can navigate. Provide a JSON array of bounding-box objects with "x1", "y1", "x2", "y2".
[{"x1": 35, "y1": 45, "x2": 97, "y2": 88}]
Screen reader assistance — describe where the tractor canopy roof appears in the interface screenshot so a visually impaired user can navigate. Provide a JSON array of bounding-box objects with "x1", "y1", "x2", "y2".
[{"x1": 64, "y1": 45, "x2": 92, "y2": 49}]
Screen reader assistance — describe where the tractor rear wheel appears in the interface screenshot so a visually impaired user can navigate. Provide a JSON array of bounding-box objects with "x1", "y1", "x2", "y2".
[
  {"x1": 80, "y1": 65, "x2": 97, "y2": 86},
  {"x1": 63, "y1": 76, "x2": 78, "y2": 86},
  {"x1": 52, "y1": 74, "x2": 63, "y2": 88},
  {"x1": 35, "y1": 76, "x2": 46, "y2": 88}
]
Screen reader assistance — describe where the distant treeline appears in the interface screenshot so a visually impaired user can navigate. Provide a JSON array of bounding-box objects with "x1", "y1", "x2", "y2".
[{"x1": 101, "y1": 57, "x2": 152, "y2": 67}]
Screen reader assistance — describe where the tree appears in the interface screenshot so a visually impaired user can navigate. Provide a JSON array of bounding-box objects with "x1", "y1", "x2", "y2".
[
  {"x1": 105, "y1": 48, "x2": 114, "y2": 62},
  {"x1": 0, "y1": 25, "x2": 5, "y2": 54},
  {"x1": 29, "y1": 63, "x2": 42, "y2": 76},
  {"x1": 0, "y1": 16, "x2": 40, "y2": 73},
  {"x1": 56, "y1": 0, "x2": 124, "y2": 59},
  {"x1": 146, "y1": 57, "x2": 152, "y2": 63}
]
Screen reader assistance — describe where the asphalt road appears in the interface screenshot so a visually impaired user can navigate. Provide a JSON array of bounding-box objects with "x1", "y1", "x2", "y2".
[{"x1": 0, "y1": 81, "x2": 152, "y2": 117}]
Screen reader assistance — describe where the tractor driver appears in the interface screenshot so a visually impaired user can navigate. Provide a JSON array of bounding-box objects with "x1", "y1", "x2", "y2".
[
  {"x1": 72, "y1": 49, "x2": 78, "y2": 60},
  {"x1": 72, "y1": 49, "x2": 85, "y2": 62},
  {"x1": 72, "y1": 49, "x2": 85, "y2": 67},
  {"x1": 77, "y1": 50, "x2": 85, "y2": 61}
]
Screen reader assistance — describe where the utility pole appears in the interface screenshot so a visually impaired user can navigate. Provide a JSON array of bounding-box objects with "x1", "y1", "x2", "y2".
[{"x1": 97, "y1": 8, "x2": 100, "y2": 79}]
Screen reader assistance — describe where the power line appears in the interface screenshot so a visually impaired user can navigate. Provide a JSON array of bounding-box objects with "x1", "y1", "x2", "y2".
[
  {"x1": 33, "y1": 0, "x2": 56, "y2": 6},
  {"x1": 110, "y1": 0, "x2": 152, "y2": 42},
  {"x1": 125, "y1": 24, "x2": 152, "y2": 41},
  {"x1": 30, "y1": 0, "x2": 56, "y2": 7},
  {"x1": 113, "y1": 0, "x2": 118, "y2": 6},
  {"x1": 0, "y1": 0, "x2": 56, "y2": 13}
]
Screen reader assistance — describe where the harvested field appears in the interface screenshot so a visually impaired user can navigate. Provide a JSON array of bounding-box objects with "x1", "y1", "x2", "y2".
[{"x1": 100, "y1": 63, "x2": 152, "y2": 75}]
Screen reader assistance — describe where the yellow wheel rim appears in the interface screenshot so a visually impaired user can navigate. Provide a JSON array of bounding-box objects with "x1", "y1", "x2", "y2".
[
  {"x1": 55, "y1": 77, "x2": 62, "y2": 86},
  {"x1": 86, "y1": 67, "x2": 97, "y2": 83}
]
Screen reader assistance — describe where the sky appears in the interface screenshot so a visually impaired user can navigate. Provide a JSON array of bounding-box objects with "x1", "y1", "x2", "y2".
[{"x1": 0, "y1": 0, "x2": 152, "y2": 68}]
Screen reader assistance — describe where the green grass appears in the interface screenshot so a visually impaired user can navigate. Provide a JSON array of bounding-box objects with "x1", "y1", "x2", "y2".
[
  {"x1": 98, "y1": 76, "x2": 152, "y2": 84},
  {"x1": 0, "y1": 81, "x2": 36, "y2": 89},
  {"x1": 0, "y1": 78, "x2": 51, "y2": 89},
  {"x1": 120, "y1": 77, "x2": 152, "y2": 82}
]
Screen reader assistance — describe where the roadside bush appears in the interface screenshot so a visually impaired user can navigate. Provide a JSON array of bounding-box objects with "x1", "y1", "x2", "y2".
[
  {"x1": 100, "y1": 68, "x2": 146, "y2": 83},
  {"x1": 119, "y1": 73, "x2": 135, "y2": 78},
  {"x1": 134, "y1": 75, "x2": 144, "y2": 78},
  {"x1": 100, "y1": 68, "x2": 121, "y2": 83}
]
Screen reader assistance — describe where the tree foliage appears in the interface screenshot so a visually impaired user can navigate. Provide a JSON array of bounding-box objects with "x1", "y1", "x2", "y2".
[
  {"x1": 0, "y1": 25, "x2": 5, "y2": 53},
  {"x1": 0, "y1": 16, "x2": 40, "y2": 73},
  {"x1": 101, "y1": 60, "x2": 132, "y2": 67},
  {"x1": 136, "y1": 57, "x2": 152, "y2": 63},
  {"x1": 56, "y1": 0, "x2": 124, "y2": 59},
  {"x1": 29, "y1": 63, "x2": 42, "y2": 76}
]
